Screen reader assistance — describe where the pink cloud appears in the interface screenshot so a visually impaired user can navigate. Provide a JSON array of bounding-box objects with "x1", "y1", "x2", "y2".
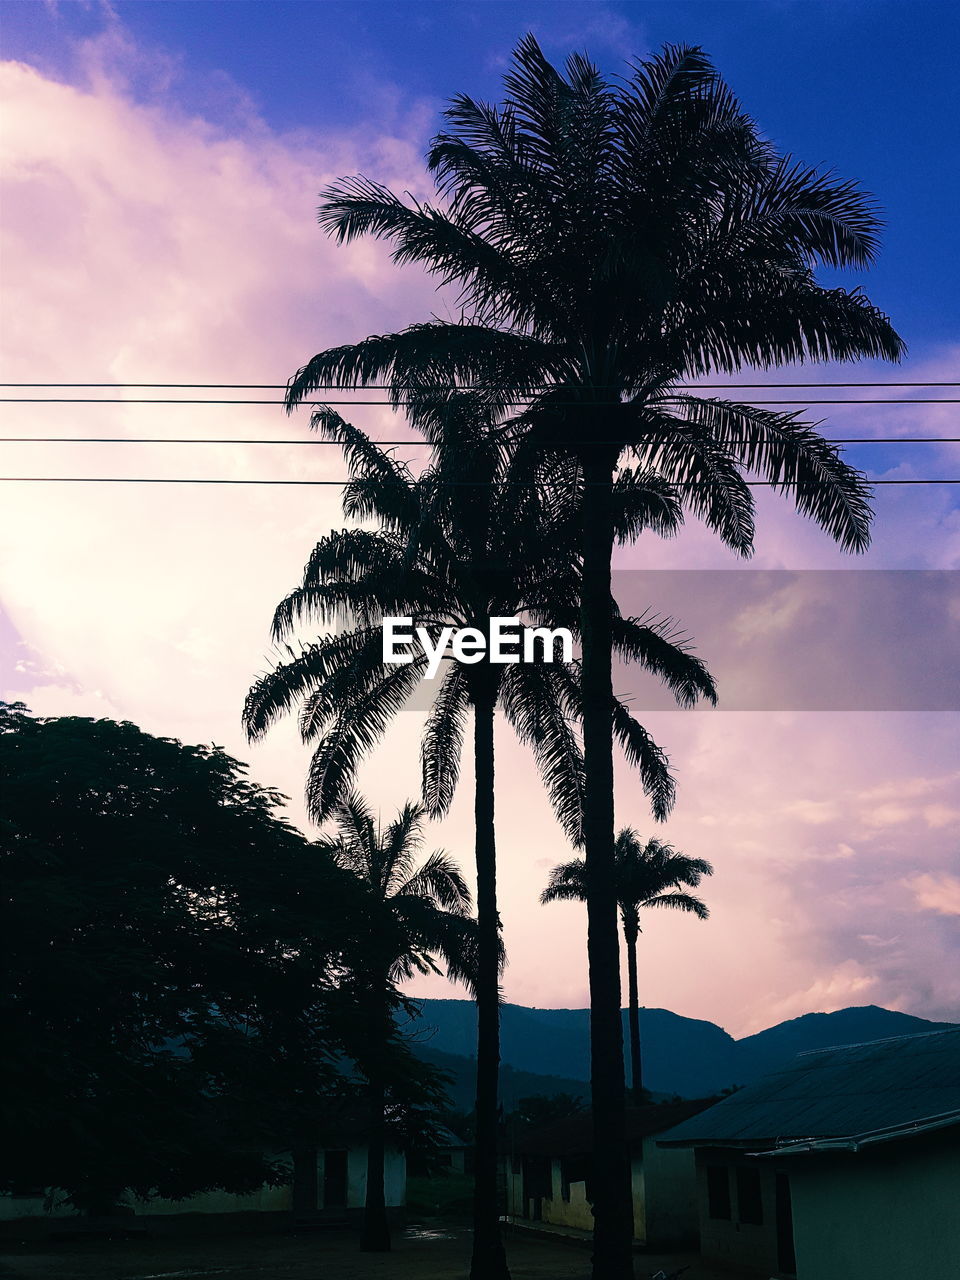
[
  {"x1": 908, "y1": 874, "x2": 960, "y2": 916},
  {"x1": 1, "y1": 31, "x2": 957, "y2": 1038}
]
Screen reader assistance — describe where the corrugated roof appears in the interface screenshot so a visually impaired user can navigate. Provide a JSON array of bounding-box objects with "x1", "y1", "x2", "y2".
[
  {"x1": 755, "y1": 1108, "x2": 960, "y2": 1157},
  {"x1": 658, "y1": 1028, "x2": 960, "y2": 1148},
  {"x1": 510, "y1": 1099, "x2": 716, "y2": 1156}
]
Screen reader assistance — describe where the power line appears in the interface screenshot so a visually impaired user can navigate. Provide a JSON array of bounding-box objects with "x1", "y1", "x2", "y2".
[
  {"x1": 1, "y1": 477, "x2": 956, "y2": 487},
  {"x1": 2, "y1": 436, "x2": 958, "y2": 446},
  {"x1": 3, "y1": 397, "x2": 959, "y2": 406},
  {"x1": 2, "y1": 381, "x2": 959, "y2": 390}
]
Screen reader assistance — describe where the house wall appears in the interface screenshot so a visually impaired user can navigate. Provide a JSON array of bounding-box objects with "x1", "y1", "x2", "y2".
[
  {"x1": 788, "y1": 1135, "x2": 960, "y2": 1280},
  {"x1": 504, "y1": 1158, "x2": 523, "y2": 1218},
  {"x1": 343, "y1": 1145, "x2": 406, "y2": 1211},
  {"x1": 540, "y1": 1157, "x2": 594, "y2": 1232},
  {"x1": 503, "y1": 1138, "x2": 697, "y2": 1245},
  {"x1": 641, "y1": 1137, "x2": 699, "y2": 1247},
  {"x1": 0, "y1": 1194, "x2": 75, "y2": 1221},
  {"x1": 695, "y1": 1149, "x2": 784, "y2": 1275},
  {"x1": 0, "y1": 1185, "x2": 294, "y2": 1221},
  {"x1": 0, "y1": 1145, "x2": 406, "y2": 1222}
]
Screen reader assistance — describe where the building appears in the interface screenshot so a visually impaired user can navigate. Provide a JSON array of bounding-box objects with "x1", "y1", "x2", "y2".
[
  {"x1": 504, "y1": 1099, "x2": 714, "y2": 1246},
  {"x1": 431, "y1": 1124, "x2": 470, "y2": 1175},
  {"x1": 0, "y1": 1136, "x2": 406, "y2": 1225},
  {"x1": 658, "y1": 1028, "x2": 960, "y2": 1280}
]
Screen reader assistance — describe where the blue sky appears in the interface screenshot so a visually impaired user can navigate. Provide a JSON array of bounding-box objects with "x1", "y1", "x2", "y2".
[{"x1": 4, "y1": 0, "x2": 959, "y2": 355}]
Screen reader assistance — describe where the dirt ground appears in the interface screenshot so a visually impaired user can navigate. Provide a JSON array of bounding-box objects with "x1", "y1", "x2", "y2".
[{"x1": 0, "y1": 1220, "x2": 742, "y2": 1280}]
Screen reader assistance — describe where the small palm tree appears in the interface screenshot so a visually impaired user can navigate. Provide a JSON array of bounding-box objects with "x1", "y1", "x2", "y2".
[
  {"x1": 317, "y1": 794, "x2": 477, "y2": 1253},
  {"x1": 542, "y1": 833, "x2": 712, "y2": 1099}
]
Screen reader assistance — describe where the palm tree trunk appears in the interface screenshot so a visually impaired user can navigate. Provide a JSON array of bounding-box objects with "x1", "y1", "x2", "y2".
[
  {"x1": 361, "y1": 1006, "x2": 391, "y2": 1252},
  {"x1": 624, "y1": 921, "x2": 643, "y2": 1100},
  {"x1": 581, "y1": 450, "x2": 634, "y2": 1279},
  {"x1": 470, "y1": 677, "x2": 511, "y2": 1280}
]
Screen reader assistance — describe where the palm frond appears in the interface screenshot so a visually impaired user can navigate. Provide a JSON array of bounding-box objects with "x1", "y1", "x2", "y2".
[
  {"x1": 380, "y1": 800, "x2": 427, "y2": 893},
  {"x1": 539, "y1": 858, "x2": 587, "y2": 904},
  {"x1": 501, "y1": 660, "x2": 585, "y2": 846},
  {"x1": 286, "y1": 323, "x2": 564, "y2": 414},
  {"x1": 611, "y1": 613, "x2": 717, "y2": 707},
  {"x1": 421, "y1": 665, "x2": 471, "y2": 818},
  {"x1": 647, "y1": 890, "x2": 710, "y2": 919},
  {"x1": 611, "y1": 698, "x2": 676, "y2": 821},
  {"x1": 666, "y1": 394, "x2": 874, "y2": 551},
  {"x1": 612, "y1": 469, "x2": 684, "y2": 542},
  {"x1": 397, "y1": 850, "x2": 472, "y2": 913},
  {"x1": 304, "y1": 662, "x2": 426, "y2": 821}
]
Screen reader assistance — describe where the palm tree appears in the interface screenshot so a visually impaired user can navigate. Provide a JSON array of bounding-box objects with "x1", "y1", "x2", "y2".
[
  {"x1": 244, "y1": 404, "x2": 716, "y2": 1277},
  {"x1": 279, "y1": 37, "x2": 903, "y2": 1278},
  {"x1": 316, "y1": 793, "x2": 476, "y2": 1252},
  {"x1": 541, "y1": 833, "x2": 712, "y2": 1099}
]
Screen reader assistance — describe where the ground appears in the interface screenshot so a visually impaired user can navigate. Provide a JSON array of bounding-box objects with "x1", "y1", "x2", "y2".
[{"x1": 0, "y1": 1219, "x2": 744, "y2": 1280}]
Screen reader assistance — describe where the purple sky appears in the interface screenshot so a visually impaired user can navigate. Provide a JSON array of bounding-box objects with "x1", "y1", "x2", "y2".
[{"x1": 1, "y1": 1, "x2": 957, "y2": 1035}]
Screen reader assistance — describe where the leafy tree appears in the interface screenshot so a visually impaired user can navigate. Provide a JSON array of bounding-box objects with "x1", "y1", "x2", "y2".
[
  {"x1": 279, "y1": 37, "x2": 902, "y2": 1277},
  {"x1": 512, "y1": 1093, "x2": 585, "y2": 1133},
  {"x1": 541, "y1": 833, "x2": 712, "y2": 1098},
  {"x1": 0, "y1": 703, "x2": 362, "y2": 1214},
  {"x1": 315, "y1": 794, "x2": 476, "y2": 1251},
  {"x1": 244, "y1": 407, "x2": 714, "y2": 1273}
]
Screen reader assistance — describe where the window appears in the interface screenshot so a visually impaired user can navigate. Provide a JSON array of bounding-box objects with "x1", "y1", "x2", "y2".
[
  {"x1": 706, "y1": 1164, "x2": 731, "y2": 1220},
  {"x1": 736, "y1": 1167, "x2": 764, "y2": 1226}
]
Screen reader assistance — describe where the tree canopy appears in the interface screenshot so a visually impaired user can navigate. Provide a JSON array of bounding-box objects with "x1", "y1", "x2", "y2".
[{"x1": 0, "y1": 703, "x2": 399, "y2": 1211}]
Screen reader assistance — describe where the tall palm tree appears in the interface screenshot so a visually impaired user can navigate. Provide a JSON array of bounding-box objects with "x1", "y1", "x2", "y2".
[
  {"x1": 244, "y1": 404, "x2": 716, "y2": 1277},
  {"x1": 279, "y1": 37, "x2": 903, "y2": 1278},
  {"x1": 541, "y1": 833, "x2": 712, "y2": 1099},
  {"x1": 316, "y1": 793, "x2": 476, "y2": 1252}
]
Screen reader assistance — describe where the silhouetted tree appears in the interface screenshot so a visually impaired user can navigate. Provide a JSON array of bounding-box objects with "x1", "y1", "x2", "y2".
[
  {"x1": 542, "y1": 833, "x2": 712, "y2": 1097},
  {"x1": 244, "y1": 407, "x2": 715, "y2": 1272},
  {"x1": 0, "y1": 702, "x2": 364, "y2": 1214},
  {"x1": 316, "y1": 795, "x2": 476, "y2": 1251},
  {"x1": 281, "y1": 37, "x2": 902, "y2": 1278}
]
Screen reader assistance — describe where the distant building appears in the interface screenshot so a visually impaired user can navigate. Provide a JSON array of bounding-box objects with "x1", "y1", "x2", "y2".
[
  {"x1": 431, "y1": 1124, "x2": 470, "y2": 1176},
  {"x1": 658, "y1": 1028, "x2": 960, "y2": 1280},
  {"x1": 503, "y1": 1099, "x2": 715, "y2": 1246},
  {"x1": 0, "y1": 1134, "x2": 406, "y2": 1225}
]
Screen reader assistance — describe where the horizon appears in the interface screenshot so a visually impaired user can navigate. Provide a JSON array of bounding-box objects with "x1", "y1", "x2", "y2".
[
  {"x1": 1, "y1": 0, "x2": 958, "y2": 1040},
  {"x1": 410, "y1": 994, "x2": 958, "y2": 1033}
]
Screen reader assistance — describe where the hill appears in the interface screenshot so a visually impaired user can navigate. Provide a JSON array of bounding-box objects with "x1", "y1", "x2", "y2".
[
  {"x1": 407, "y1": 999, "x2": 957, "y2": 1099},
  {"x1": 414, "y1": 1044, "x2": 590, "y2": 1113}
]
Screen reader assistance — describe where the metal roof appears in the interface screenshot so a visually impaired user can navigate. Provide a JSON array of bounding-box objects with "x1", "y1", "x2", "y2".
[
  {"x1": 754, "y1": 1108, "x2": 960, "y2": 1157},
  {"x1": 511, "y1": 1099, "x2": 716, "y2": 1156},
  {"x1": 657, "y1": 1028, "x2": 960, "y2": 1148}
]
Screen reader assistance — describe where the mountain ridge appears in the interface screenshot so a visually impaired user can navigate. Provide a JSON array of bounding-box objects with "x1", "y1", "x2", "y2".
[{"x1": 408, "y1": 999, "x2": 957, "y2": 1099}]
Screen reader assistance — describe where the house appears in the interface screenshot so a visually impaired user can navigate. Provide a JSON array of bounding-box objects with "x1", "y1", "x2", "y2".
[
  {"x1": 430, "y1": 1123, "x2": 470, "y2": 1175},
  {"x1": 0, "y1": 1132, "x2": 406, "y2": 1225},
  {"x1": 503, "y1": 1099, "x2": 715, "y2": 1246},
  {"x1": 658, "y1": 1028, "x2": 960, "y2": 1280}
]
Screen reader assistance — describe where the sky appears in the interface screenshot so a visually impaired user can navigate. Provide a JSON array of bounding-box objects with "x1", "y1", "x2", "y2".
[{"x1": 1, "y1": 0, "x2": 958, "y2": 1038}]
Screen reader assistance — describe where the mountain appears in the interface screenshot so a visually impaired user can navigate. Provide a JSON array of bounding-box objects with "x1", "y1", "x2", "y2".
[
  {"x1": 408, "y1": 999, "x2": 957, "y2": 1099},
  {"x1": 415, "y1": 1045, "x2": 589, "y2": 1113},
  {"x1": 736, "y1": 1006, "x2": 958, "y2": 1080}
]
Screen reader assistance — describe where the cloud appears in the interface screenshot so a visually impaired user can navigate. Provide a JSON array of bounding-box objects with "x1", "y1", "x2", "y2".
[
  {"x1": 907, "y1": 874, "x2": 960, "y2": 917},
  {"x1": 761, "y1": 961, "x2": 882, "y2": 1026},
  {"x1": 1, "y1": 27, "x2": 958, "y2": 1038}
]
